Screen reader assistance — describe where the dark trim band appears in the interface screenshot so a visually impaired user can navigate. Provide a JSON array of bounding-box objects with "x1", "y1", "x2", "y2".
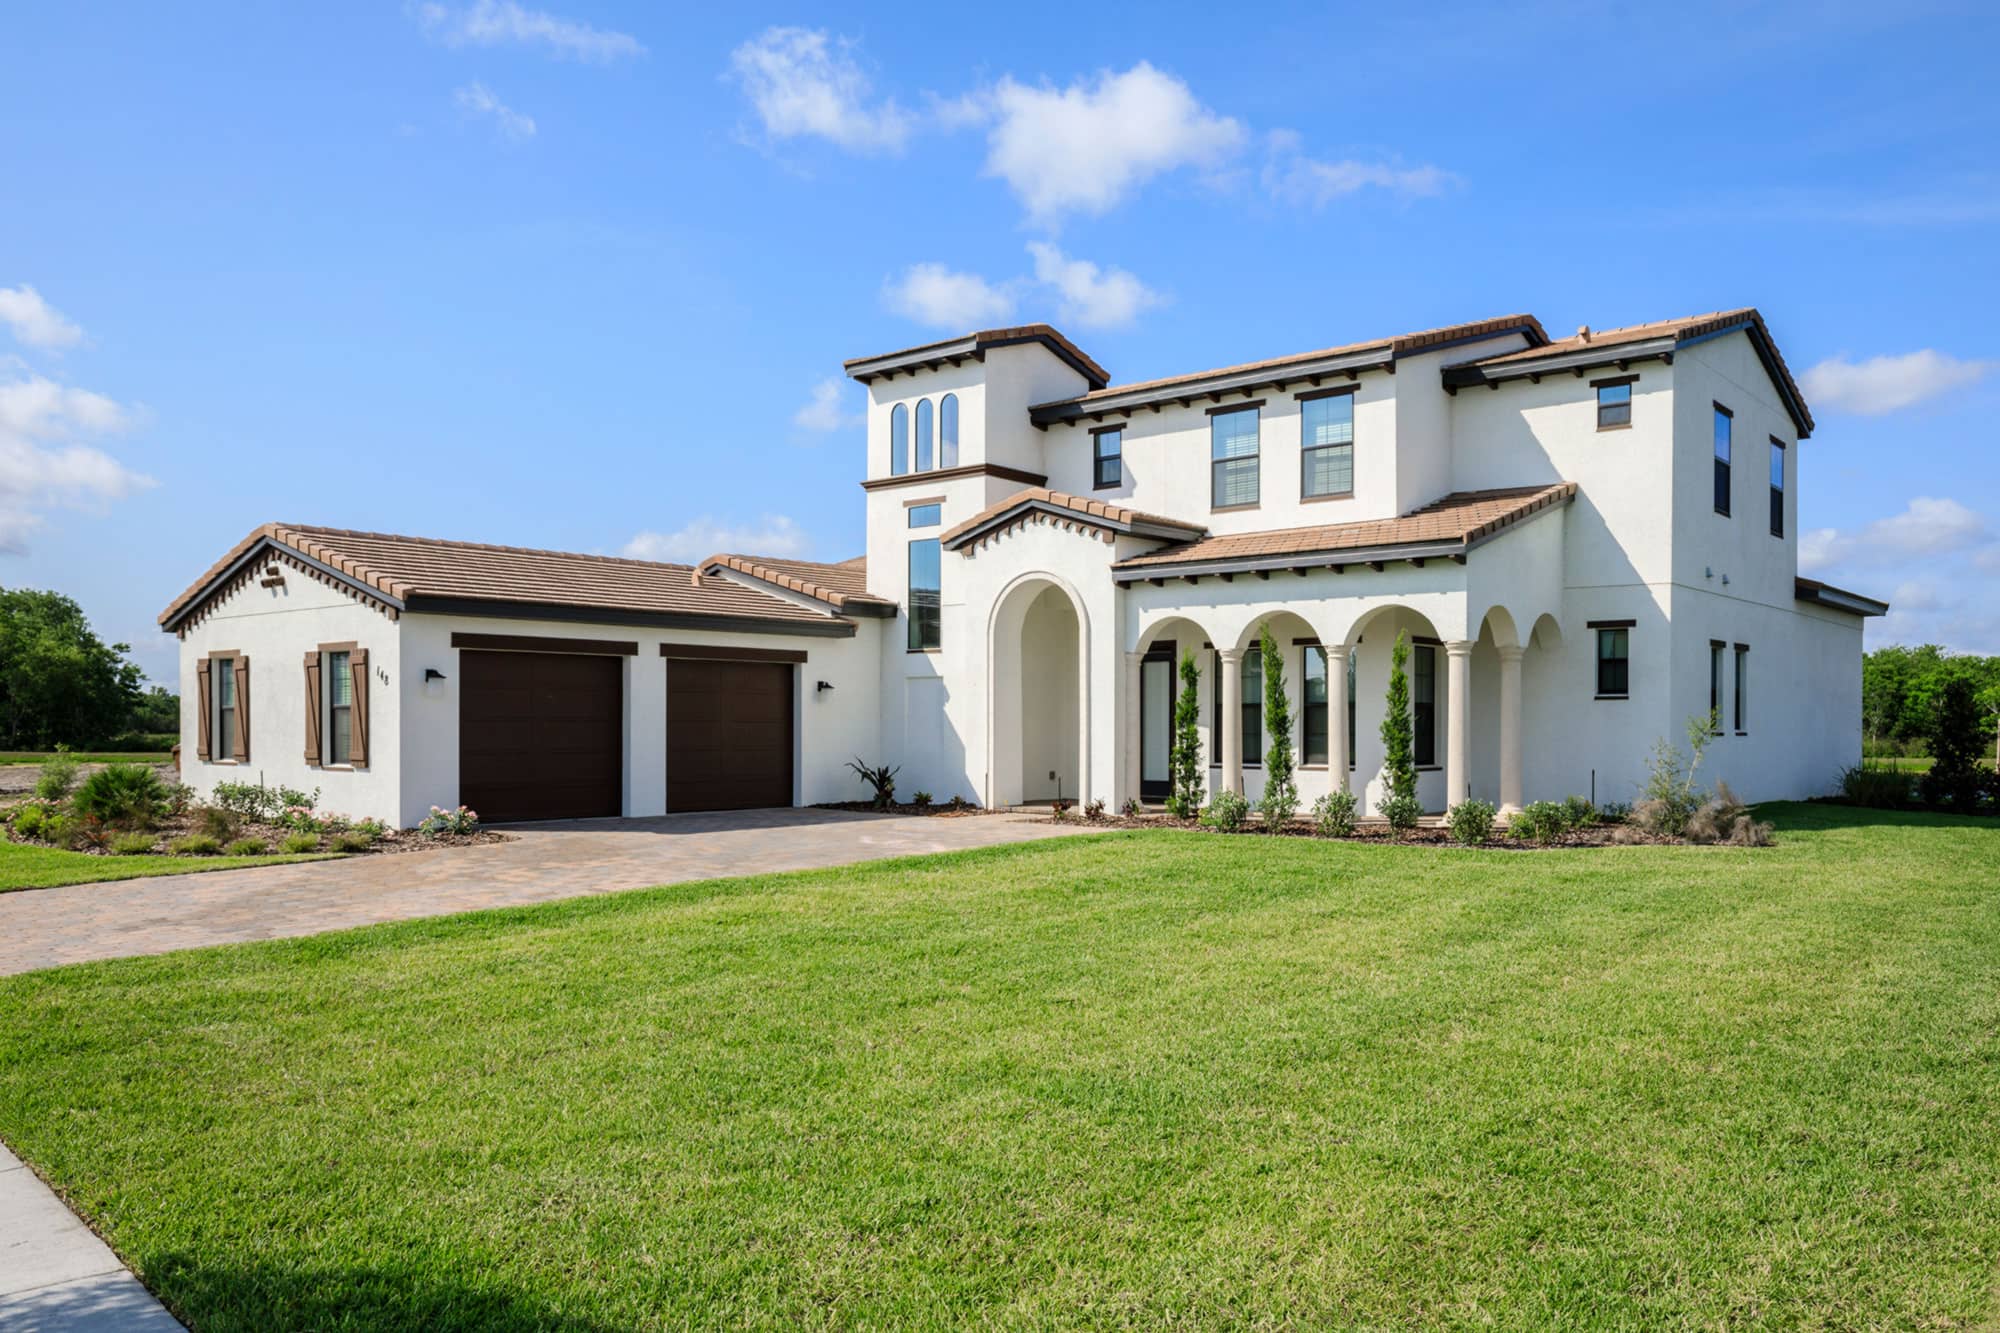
[
  {"x1": 1294, "y1": 384, "x2": 1360, "y2": 403},
  {"x1": 413, "y1": 597, "x2": 856, "y2": 638},
  {"x1": 1586, "y1": 619, "x2": 1637, "y2": 629},
  {"x1": 1205, "y1": 399, "x2": 1266, "y2": 415},
  {"x1": 860, "y1": 462, "x2": 1045, "y2": 492},
  {"x1": 661, "y1": 644, "x2": 807, "y2": 664},
  {"x1": 451, "y1": 632, "x2": 637, "y2": 656}
]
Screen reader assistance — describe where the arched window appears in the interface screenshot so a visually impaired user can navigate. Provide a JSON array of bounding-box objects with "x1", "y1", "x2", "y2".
[
  {"x1": 890, "y1": 403, "x2": 909, "y2": 476},
  {"x1": 915, "y1": 398, "x2": 934, "y2": 472},
  {"x1": 940, "y1": 394, "x2": 959, "y2": 469}
]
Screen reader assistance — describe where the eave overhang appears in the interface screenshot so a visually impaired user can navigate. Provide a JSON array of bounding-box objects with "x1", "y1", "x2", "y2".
[
  {"x1": 1794, "y1": 578, "x2": 1888, "y2": 617},
  {"x1": 942, "y1": 497, "x2": 1204, "y2": 553}
]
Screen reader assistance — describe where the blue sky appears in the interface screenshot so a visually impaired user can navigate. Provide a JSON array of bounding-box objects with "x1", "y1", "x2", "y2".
[{"x1": 3, "y1": 1, "x2": 1997, "y2": 683}]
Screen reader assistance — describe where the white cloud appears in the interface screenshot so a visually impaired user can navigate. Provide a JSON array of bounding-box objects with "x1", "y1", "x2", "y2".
[
  {"x1": 882, "y1": 263, "x2": 1017, "y2": 330},
  {"x1": 793, "y1": 377, "x2": 861, "y2": 434},
  {"x1": 973, "y1": 62, "x2": 1245, "y2": 224},
  {"x1": 728, "y1": 27, "x2": 912, "y2": 154},
  {"x1": 1799, "y1": 349, "x2": 1994, "y2": 415},
  {"x1": 1803, "y1": 497, "x2": 2000, "y2": 653},
  {"x1": 1797, "y1": 526, "x2": 1843, "y2": 574},
  {"x1": 622, "y1": 515, "x2": 809, "y2": 564},
  {"x1": 1026, "y1": 242, "x2": 1164, "y2": 330},
  {"x1": 0, "y1": 372, "x2": 152, "y2": 554},
  {"x1": 414, "y1": 1, "x2": 643, "y2": 61},
  {"x1": 1859, "y1": 495, "x2": 1988, "y2": 554},
  {"x1": 455, "y1": 82, "x2": 536, "y2": 140},
  {"x1": 1261, "y1": 130, "x2": 1458, "y2": 208},
  {"x1": 0, "y1": 285, "x2": 84, "y2": 349}
]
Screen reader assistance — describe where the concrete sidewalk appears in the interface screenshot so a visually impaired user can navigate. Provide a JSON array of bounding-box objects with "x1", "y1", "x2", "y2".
[{"x1": 0, "y1": 1140, "x2": 182, "y2": 1331}]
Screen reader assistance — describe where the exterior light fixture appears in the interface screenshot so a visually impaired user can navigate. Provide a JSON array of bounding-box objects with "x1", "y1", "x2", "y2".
[
  {"x1": 425, "y1": 668, "x2": 447, "y2": 682},
  {"x1": 816, "y1": 680, "x2": 835, "y2": 693}
]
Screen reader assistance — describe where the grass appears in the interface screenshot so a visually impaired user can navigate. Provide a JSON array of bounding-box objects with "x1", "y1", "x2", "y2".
[
  {"x1": 0, "y1": 750, "x2": 173, "y2": 766},
  {"x1": 1, "y1": 804, "x2": 1997, "y2": 1329},
  {"x1": 0, "y1": 839, "x2": 332, "y2": 890}
]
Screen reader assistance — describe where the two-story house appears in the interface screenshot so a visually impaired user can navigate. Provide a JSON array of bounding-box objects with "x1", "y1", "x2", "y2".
[{"x1": 162, "y1": 309, "x2": 1885, "y2": 827}]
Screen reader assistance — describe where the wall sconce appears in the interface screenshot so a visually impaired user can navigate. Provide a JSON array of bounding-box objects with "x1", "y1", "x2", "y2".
[
  {"x1": 425, "y1": 668, "x2": 447, "y2": 682},
  {"x1": 816, "y1": 680, "x2": 835, "y2": 693}
]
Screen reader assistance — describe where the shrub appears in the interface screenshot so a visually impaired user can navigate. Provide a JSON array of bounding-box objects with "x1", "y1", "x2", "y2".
[
  {"x1": 1084, "y1": 798, "x2": 1106, "y2": 822},
  {"x1": 910, "y1": 790, "x2": 933, "y2": 809},
  {"x1": 223, "y1": 837, "x2": 268, "y2": 856},
  {"x1": 1257, "y1": 623, "x2": 1299, "y2": 830},
  {"x1": 349, "y1": 819, "x2": 387, "y2": 844},
  {"x1": 417, "y1": 805, "x2": 479, "y2": 837},
  {"x1": 1839, "y1": 764, "x2": 1912, "y2": 808},
  {"x1": 1121, "y1": 797, "x2": 1141, "y2": 818},
  {"x1": 1919, "y1": 676, "x2": 1985, "y2": 813},
  {"x1": 71, "y1": 763, "x2": 171, "y2": 828},
  {"x1": 33, "y1": 749, "x2": 82, "y2": 801},
  {"x1": 163, "y1": 781, "x2": 196, "y2": 816},
  {"x1": 1312, "y1": 789, "x2": 1358, "y2": 838},
  {"x1": 1510, "y1": 800, "x2": 1567, "y2": 846},
  {"x1": 1561, "y1": 794, "x2": 1598, "y2": 830},
  {"x1": 1203, "y1": 789, "x2": 1250, "y2": 832},
  {"x1": 1380, "y1": 791, "x2": 1423, "y2": 835},
  {"x1": 1598, "y1": 801, "x2": 1633, "y2": 825},
  {"x1": 1379, "y1": 632, "x2": 1417, "y2": 809},
  {"x1": 1633, "y1": 714, "x2": 1716, "y2": 838},
  {"x1": 280, "y1": 805, "x2": 324, "y2": 834},
  {"x1": 70, "y1": 817, "x2": 110, "y2": 852},
  {"x1": 40, "y1": 813, "x2": 76, "y2": 848},
  {"x1": 212, "y1": 781, "x2": 277, "y2": 821},
  {"x1": 1049, "y1": 800, "x2": 1073, "y2": 822},
  {"x1": 844, "y1": 758, "x2": 899, "y2": 810},
  {"x1": 168, "y1": 834, "x2": 222, "y2": 855},
  {"x1": 11, "y1": 804, "x2": 48, "y2": 841},
  {"x1": 1447, "y1": 798, "x2": 1497, "y2": 846},
  {"x1": 1686, "y1": 781, "x2": 1753, "y2": 845},
  {"x1": 1724, "y1": 814, "x2": 1776, "y2": 847},
  {"x1": 110, "y1": 832, "x2": 156, "y2": 855},
  {"x1": 330, "y1": 830, "x2": 375, "y2": 853},
  {"x1": 195, "y1": 805, "x2": 243, "y2": 841},
  {"x1": 280, "y1": 831, "x2": 321, "y2": 854},
  {"x1": 946, "y1": 795, "x2": 973, "y2": 813},
  {"x1": 1167, "y1": 651, "x2": 1205, "y2": 818}
]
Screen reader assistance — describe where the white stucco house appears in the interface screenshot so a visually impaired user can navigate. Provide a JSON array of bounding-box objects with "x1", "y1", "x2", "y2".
[{"x1": 163, "y1": 308, "x2": 1886, "y2": 828}]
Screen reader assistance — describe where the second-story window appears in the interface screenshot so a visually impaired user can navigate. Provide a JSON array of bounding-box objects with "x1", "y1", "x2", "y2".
[
  {"x1": 1093, "y1": 428, "x2": 1122, "y2": 489},
  {"x1": 908, "y1": 539, "x2": 941, "y2": 651},
  {"x1": 1594, "y1": 624, "x2": 1630, "y2": 698},
  {"x1": 1210, "y1": 404, "x2": 1260, "y2": 509},
  {"x1": 1300, "y1": 390, "x2": 1355, "y2": 499},
  {"x1": 914, "y1": 398, "x2": 934, "y2": 472},
  {"x1": 1595, "y1": 377, "x2": 1633, "y2": 429},
  {"x1": 908, "y1": 503, "x2": 940, "y2": 528},
  {"x1": 1768, "y1": 438, "x2": 1785, "y2": 537},
  {"x1": 1713, "y1": 404, "x2": 1732, "y2": 515},
  {"x1": 890, "y1": 403, "x2": 909, "y2": 477},
  {"x1": 940, "y1": 394, "x2": 959, "y2": 469}
]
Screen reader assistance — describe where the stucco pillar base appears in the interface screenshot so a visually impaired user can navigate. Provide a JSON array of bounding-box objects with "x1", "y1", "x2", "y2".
[
  {"x1": 1445, "y1": 640, "x2": 1473, "y2": 810},
  {"x1": 1498, "y1": 644, "x2": 1526, "y2": 814},
  {"x1": 1219, "y1": 648, "x2": 1244, "y2": 797},
  {"x1": 1326, "y1": 644, "x2": 1351, "y2": 794}
]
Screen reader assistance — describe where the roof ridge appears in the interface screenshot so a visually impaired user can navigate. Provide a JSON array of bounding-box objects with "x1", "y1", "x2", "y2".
[{"x1": 275, "y1": 523, "x2": 699, "y2": 574}]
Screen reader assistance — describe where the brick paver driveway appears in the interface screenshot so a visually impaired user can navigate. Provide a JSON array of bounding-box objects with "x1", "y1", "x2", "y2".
[{"x1": 0, "y1": 809, "x2": 1088, "y2": 976}]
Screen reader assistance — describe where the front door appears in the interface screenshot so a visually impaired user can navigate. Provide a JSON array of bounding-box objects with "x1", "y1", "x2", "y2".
[{"x1": 1139, "y1": 640, "x2": 1176, "y2": 803}]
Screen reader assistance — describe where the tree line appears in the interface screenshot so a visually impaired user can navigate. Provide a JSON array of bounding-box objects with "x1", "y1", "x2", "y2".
[
  {"x1": 0, "y1": 587, "x2": 177, "y2": 751},
  {"x1": 1863, "y1": 644, "x2": 2000, "y2": 756}
]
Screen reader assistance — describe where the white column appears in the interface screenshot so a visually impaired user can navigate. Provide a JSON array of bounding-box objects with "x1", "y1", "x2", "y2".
[
  {"x1": 1123, "y1": 651, "x2": 1143, "y2": 808},
  {"x1": 1326, "y1": 644, "x2": 1350, "y2": 792},
  {"x1": 1498, "y1": 643, "x2": 1525, "y2": 813},
  {"x1": 1445, "y1": 640, "x2": 1473, "y2": 811},
  {"x1": 1219, "y1": 647, "x2": 1244, "y2": 796}
]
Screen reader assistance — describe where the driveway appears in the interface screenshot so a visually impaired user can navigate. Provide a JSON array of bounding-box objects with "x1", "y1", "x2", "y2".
[{"x1": 0, "y1": 809, "x2": 1088, "y2": 976}]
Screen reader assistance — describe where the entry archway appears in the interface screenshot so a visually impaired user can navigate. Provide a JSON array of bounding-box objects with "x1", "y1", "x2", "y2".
[{"x1": 988, "y1": 573, "x2": 1089, "y2": 807}]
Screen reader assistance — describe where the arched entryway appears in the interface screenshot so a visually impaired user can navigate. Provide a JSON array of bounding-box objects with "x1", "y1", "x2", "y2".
[{"x1": 989, "y1": 574, "x2": 1089, "y2": 807}]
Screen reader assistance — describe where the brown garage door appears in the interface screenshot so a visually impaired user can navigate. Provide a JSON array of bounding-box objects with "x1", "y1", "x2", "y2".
[
  {"x1": 667, "y1": 658, "x2": 793, "y2": 811},
  {"x1": 460, "y1": 650, "x2": 623, "y2": 823}
]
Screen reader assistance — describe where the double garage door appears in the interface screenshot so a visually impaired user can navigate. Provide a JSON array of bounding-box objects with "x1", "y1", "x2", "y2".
[{"x1": 457, "y1": 644, "x2": 794, "y2": 823}]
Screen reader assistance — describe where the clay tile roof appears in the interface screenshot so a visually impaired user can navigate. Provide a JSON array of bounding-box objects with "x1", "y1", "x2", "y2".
[
  {"x1": 844, "y1": 324, "x2": 1109, "y2": 389},
  {"x1": 1112, "y1": 483, "x2": 1577, "y2": 573},
  {"x1": 699, "y1": 553, "x2": 895, "y2": 612},
  {"x1": 1459, "y1": 307, "x2": 1814, "y2": 436},
  {"x1": 939, "y1": 488, "x2": 1208, "y2": 550},
  {"x1": 1030, "y1": 314, "x2": 1548, "y2": 413},
  {"x1": 159, "y1": 524, "x2": 851, "y2": 631}
]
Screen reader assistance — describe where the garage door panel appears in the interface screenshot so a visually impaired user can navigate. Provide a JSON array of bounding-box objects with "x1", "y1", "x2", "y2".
[
  {"x1": 459, "y1": 650, "x2": 623, "y2": 823},
  {"x1": 667, "y1": 659, "x2": 793, "y2": 812}
]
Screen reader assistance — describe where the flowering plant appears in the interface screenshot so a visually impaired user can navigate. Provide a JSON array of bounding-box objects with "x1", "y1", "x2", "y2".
[{"x1": 417, "y1": 805, "x2": 480, "y2": 837}]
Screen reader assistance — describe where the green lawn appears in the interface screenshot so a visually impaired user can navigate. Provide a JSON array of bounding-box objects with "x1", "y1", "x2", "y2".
[
  {"x1": 0, "y1": 840, "x2": 334, "y2": 890},
  {"x1": 0, "y1": 750, "x2": 173, "y2": 766},
  {"x1": 2, "y1": 805, "x2": 1997, "y2": 1329}
]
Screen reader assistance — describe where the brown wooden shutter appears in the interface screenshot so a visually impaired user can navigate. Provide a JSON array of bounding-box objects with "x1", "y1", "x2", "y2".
[
  {"x1": 302, "y1": 652, "x2": 322, "y2": 765},
  {"x1": 349, "y1": 649, "x2": 369, "y2": 767},
  {"x1": 195, "y1": 657, "x2": 212, "y2": 761},
  {"x1": 232, "y1": 656, "x2": 251, "y2": 761}
]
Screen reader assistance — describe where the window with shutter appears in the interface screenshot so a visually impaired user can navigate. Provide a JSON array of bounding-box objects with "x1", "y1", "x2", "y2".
[
  {"x1": 349, "y1": 648, "x2": 370, "y2": 767},
  {"x1": 196, "y1": 657, "x2": 213, "y2": 761},
  {"x1": 231, "y1": 656, "x2": 251, "y2": 760},
  {"x1": 302, "y1": 652, "x2": 322, "y2": 765}
]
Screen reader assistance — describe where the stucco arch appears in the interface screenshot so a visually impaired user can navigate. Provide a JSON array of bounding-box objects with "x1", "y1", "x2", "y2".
[
  {"x1": 1529, "y1": 611, "x2": 1563, "y2": 651},
  {"x1": 987, "y1": 570, "x2": 1091, "y2": 808},
  {"x1": 1132, "y1": 608, "x2": 1221, "y2": 656},
  {"x1": 1341, "y1": 601, "x2": 1446, "y2": 651},
  {"x1": 1478, "y1": 604, "x2": 1522, "y2": 651},
  {"x1": 1227, "y1": 607, "x2": 1320, "y2": 655}
]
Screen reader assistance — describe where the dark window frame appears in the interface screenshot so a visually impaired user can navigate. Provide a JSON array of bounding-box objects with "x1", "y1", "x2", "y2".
[
  {"x1": 1092, "y1": 425, "x2": 1123, "y2": 490},
  {"x1": 1709, "y1": 639, "x2": 1726, "y2": 732},
  {"x1": 1302, "y1": 646, "x2": 1328, "y2": 766},
  {"x1": 1208, "y1": 403, "x2": 1262, "y2": 511},
  {"x1": 1768, "y1": 437, "x2": 1785, "y2": 538},
  {"x1": 326, "y1": 647, "x2": 352, "y2": 765},
  {"x1": 1412, "y1": 643, "x2": 1437, "y2": 768},
  {"x1": 213, "y1": 653, "x2": 236, "y2": 760},
  {"x1": 1298, "y1": 385, "x2": 1357, "y2": 500},
  {"x1": 939, "y1": 394, "x2": 959, "y2": 469},
  {"x1": 1592, "y1": 375, "x2": 1635, "y2": 431},
  {"x1": 1734, "y1": 642, "x2": 1749, "y2": 734},
  {"x1": 914, "y1": 398, "x2": 934, "y2": 473},
  {"x1": 1713, "y1": 403, "x2": 1733, "y2": 516},
  {"x1": 907, "y1": 503, "x2": 941, "y2": 529},
  {"x1": 1347, "y1": 649, "x2": 1357, "y2": 769},
  {"x1": 889, "y1": 403, "x2": 909, "y2": 477},
  {"x1": 1591, "y1": 622, "x2": 1631, "y2": 698},
  {"x1": 907, "y1": 538, "x2": 941, "y2": 652}
]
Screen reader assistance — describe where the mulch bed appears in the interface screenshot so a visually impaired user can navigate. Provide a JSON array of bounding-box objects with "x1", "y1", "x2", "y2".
[
  {"x1": 1032, "y1": 811, "x2": 1683, "y2": 848},
  {"x1": 7, "y1": 810, "x2": 513, "y2": 859}
]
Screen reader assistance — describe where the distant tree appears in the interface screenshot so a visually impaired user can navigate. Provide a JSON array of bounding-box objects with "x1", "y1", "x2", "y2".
[
  {"x1": 0, "y1": 588, "x2": 146, "y2": 749},
  {"x1": 1379, "y1": 630, "x2": 1417, "y2": 806},
  {"x1": 1257, "y1": 623, "x2": 1297, "y2": 827},
  {"x1": 1863, "y1": 644, "x2": 2000, "y2": 752},
  {"x1": 129, "y1": 685, "x2": 179, "y2": 736},
  {"x1": 1919, "y1": 675, "x2": 1986, "y2": 813},
  {"x1": 1166, "y1": 650, "x2": 1205, "y2": 818}
]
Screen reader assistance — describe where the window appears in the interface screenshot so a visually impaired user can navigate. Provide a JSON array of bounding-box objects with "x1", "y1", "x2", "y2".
[
  {"x1": 1093, "y1": 428, "x2": 1122, "y2": 488},
  {"x1": 940, "y1": 394, "x2": 959, "y2": 469},
  {"x1": 214, "y1": 655, "x2": 236, "y2": 759},
  {"x1": 1768, "y1": 438, "x2": 1785, "y2": 537},
  {"x1": 907, "y1": 539, "x2": 941, "y2": 651},
  {"x1": 327, "y1": 649, "x2": 353, "y2": 764},
  {"x1": 1210, "y1": 405, "x2": 1260, "y2": 509},
  {"x1": 1713, "y1": 404, "x2": 1732, "y2": 515},
  {"x1": 914, "y1": 398, "x2": 934, "y2": 472},
  {"x1": 1595, "y1": 376, "x2": 1634, "y2": 429},
  {"x1": 1210, "y1": 647, "x2": 1263, "y2": 767},
  {"x1": 1302, "y1": 647, "x2": 1328, "y2": 765},
  {"x1": 890, "y1": 403, "x2": 909, "y2": 477},
  {"x1": 1300, "y1": 390, "x2": 1355, "y2": 498},
  {"x1": 1709, "y1": 640, "x2": 1725, "y2": 731},
  {"x1": 1734, "y1": 643, "x2": 1749, "y2": 733},
  {"x1": 908, "y1": 503, "x2": 940, "y2": 528},
  {"x1": 1595, "y1": 626, "x2": 1630, "y2": 697},
  {"x1": 1413, "y1": 643, "x2": 1436, "y2": 768},
  {"x1": 1347, "y1": 650, "x2": 1357, "y2": 769}
]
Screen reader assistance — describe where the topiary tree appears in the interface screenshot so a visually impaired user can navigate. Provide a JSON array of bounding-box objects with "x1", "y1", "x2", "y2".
[
  {"x1": 1257, "y1": 623, "x2": 1297, "y2": 828},
  {"x1": 1920, "y1": 674, "x2": 1985, "y2": 813},
  {"x1": 1166, "y1": 650, "x2": 1205, "y2": 818},
  {"x1": 1380, "y1": 630, "x2": 1417, "y2": 808}
]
